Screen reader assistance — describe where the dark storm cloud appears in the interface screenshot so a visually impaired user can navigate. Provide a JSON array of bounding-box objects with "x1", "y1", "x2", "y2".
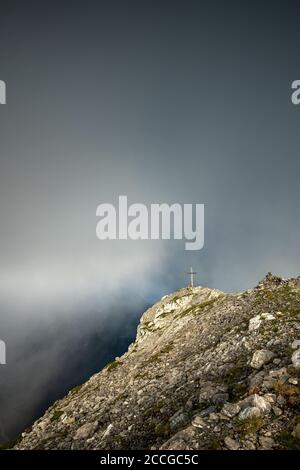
[{"x1": 1, "y1": 0, "x2": 300, "y2": 441}]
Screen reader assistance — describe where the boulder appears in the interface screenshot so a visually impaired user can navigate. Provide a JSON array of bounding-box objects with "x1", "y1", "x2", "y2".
[
  {"x1": 249, "y1": 315, "x2": 262, "y2": 332},
  {"x1": 251, "y1": 394, "x2": 271, "y2": 413},
  {"x1": 239, "y1": 394, "x2": 270, "y2": 414},
  {"x1": 259, "y1": 436, "x2": 275, "y2": 449},
  {"x1": 238, "y1": 406, "x2": 261, "y2": 421},
  {"x1": 291, "y1": 349, "x2": 300, "y2": 369},
  {"x1": 221, "y1": 402, "x2": 241, "y2": 418},
  {"x1": 224, "y1": 436, "x2": 239, "y2": 450},
  {"x1": 291, "y1": 340, "x2": 300, "y2": 350},
  {"x1": 250, "y1": 350, "x2": 275, "y2": 369},
  {"x1": 191, "y1": 416, "x2": 206, "y2": 429},
  {"x1": 261, "y1": 313, "x2": 276, "y2": 321},
  {"x1": 74, "y1": 421, "x2": 98, "y2": 440},
  {"x1": 169, "y1": 411, "x2": 189, "y2": 430}
]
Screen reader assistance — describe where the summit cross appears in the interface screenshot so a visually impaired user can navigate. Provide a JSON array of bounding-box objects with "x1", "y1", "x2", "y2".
[{"x1": 187, "y1": 266, "x2": 197, "y2": 288}]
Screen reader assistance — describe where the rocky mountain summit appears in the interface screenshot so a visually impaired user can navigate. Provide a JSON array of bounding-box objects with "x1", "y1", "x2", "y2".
[{"x1": 14, "y1": 273, "x2": 300, "y2": 450}]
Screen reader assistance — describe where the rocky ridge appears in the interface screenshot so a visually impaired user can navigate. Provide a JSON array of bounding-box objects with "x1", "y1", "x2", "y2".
[{"x1": 13, "y1": 273, "x2": 300, "y2": 450}]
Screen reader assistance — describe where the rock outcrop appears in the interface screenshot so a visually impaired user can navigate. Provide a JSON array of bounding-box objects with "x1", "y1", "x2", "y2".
[{"x1": 14, "y1": 273, "x2": 300, "y2": 450}]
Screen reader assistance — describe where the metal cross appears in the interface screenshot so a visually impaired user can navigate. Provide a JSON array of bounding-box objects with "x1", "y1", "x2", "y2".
[{"x1": 187, "y1": 266, "x2": 197, "y2": 288}]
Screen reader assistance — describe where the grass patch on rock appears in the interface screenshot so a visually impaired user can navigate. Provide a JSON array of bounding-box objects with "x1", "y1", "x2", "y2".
[
  {"x1": 50, "y1": 410, "x2": 64, "y2": 422},
  {"x1": 144, "y1": 343, "x2": 174, "y2": 365},
  {"x1": 70, "y1": 384, "x2": 82, "y2": 395},
  {"x1": 105, "y1": 360, "x2": 122, "y2": 372},
  {"x1": 279, "y1": 430, "x2": 300, "y2": 450},
  {"x1": 238, "y1": 415, "x2": 263, "y2": 435}
]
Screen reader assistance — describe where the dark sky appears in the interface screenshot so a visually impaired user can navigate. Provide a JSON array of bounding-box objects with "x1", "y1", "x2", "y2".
[{"x1": 1, "y1": 0, "x2": 300, "y2": 442}]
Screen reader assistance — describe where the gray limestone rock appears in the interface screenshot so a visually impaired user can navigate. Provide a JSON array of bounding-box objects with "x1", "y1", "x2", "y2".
[{"x1": 12, "y1": 274, "x2": 300, "y2": 451}]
